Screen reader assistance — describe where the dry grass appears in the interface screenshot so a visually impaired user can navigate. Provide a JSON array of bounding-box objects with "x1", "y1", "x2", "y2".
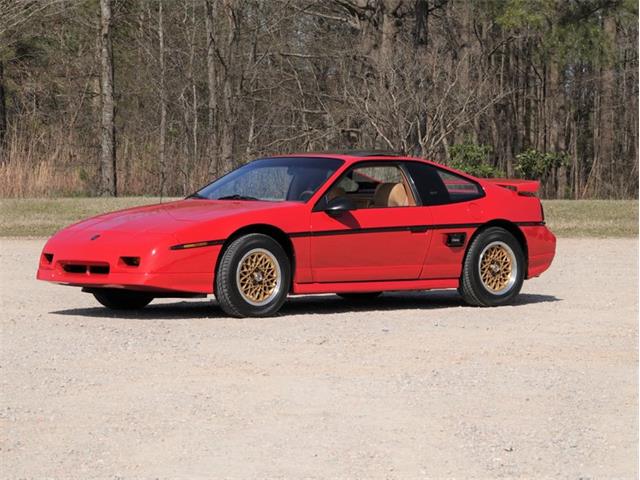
[
  {"x1": 0, "y1": 197, "x2": 178, "y2": 237},
  {"x1": 0, "y1": 123, "x2": 91, "y2": 197},
  {"x1": 0, "y1": 197, "x2": 636, "y2": 238},
  {"x1": 543, "y1": 200, "x2": 638, "y2": 238},
  {"x1": 0, "y1": 122, "x2": 216, "y2": 197}
]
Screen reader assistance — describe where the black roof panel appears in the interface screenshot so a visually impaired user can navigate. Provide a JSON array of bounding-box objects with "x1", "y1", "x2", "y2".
[{"x1": 308, "y1": 150, "x2": 405, "y2": 157}]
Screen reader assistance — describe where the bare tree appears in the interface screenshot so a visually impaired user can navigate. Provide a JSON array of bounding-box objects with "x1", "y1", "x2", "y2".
[
  {"x1": 158, "y1": 0, "x2": 167, "y2": 196},
  {"x1": 205, "y1": 0, "x2": 218, "y2": 174},
  {"x1": 0, "y1": 61, "x2": 7, "y2": 150},
  {"x1": 99, "y1": 0, "x2": 117, "y2": 196},
  {"x1": 0, "y1": 0, "x2": 636, "y2": 198},
  {"x1": 218, "y1": 0, "x2": 240, "y2": 172}
]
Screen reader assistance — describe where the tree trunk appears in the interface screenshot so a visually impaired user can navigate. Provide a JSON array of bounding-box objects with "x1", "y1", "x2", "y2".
[
  {"x1": 158, "y1": 0, "x2": 167, "y2": 196},
  {"x1": 205, "y1": 0, "x2": 216, "y2": 144},
  {"x1": 414, "y1": 0, "x2": 428, "y2": 46},
  {"x1": 587, "y1": 16, "x2": 616, "y2": 198},
  {"x1": 548, "y1": 59, "x2": 567, "y2": 198},
  {"x1": 378, "y1": 10, "x2": 398, "y2": 68},
  {"x1": 0, "y1": 61, "x2": 7, "y2": 152},
  {"x1": 99, "y1": 0, "x2": 117, "y2": 196},
  {"x1": 204, "y1": 0, "x2": 218, "y2": 175},
  {"x1": 219, "y1": 78, "x2": 234, "y2": 171},
  {"x1": 218, "y1": 0, "x2": 238, "y2": 172},
  {"x1": 187, "y1": 2, "x2": 198, "y2": 182}
]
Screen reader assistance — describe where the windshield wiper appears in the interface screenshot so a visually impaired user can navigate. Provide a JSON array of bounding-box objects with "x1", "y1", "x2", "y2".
[
  {"x1": 216, "y1": 194, "x2": 260, "y2": 201},
  {"x1": 186, "y1": 192, "x2": 207, "y2": 199}
]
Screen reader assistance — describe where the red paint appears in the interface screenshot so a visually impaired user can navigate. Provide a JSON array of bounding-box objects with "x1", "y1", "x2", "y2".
[
  {"x1": 37, "y1": 153, "x2": 556, "y2": 296},
  {"x1": 308, "y1": 206, "x2": 431, "y2": 282},
  {"x1": 484, "y1": 178, "x2": 540, "y2": 193}
]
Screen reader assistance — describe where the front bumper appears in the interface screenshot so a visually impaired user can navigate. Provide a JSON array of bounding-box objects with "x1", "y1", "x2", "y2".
[
  {"x1": 36, "y1": 232, "x2": 221, "y2": 294},
  {"x1": 36, "y1": 268, "x2": 215, "y2": 294}
]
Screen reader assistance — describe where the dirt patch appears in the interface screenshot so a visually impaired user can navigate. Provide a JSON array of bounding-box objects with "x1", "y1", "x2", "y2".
[{"x1": 1, "y1": 238, "x2": 637, "y2": 478}]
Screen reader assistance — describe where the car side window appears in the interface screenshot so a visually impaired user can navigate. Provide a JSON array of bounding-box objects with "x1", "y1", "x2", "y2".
[
  {"x1": 403, "y1": 162, "x2": 483, "y2": 205},
  {"x1": 324, "y1": 164, "x2": 416, "y2": 209}
]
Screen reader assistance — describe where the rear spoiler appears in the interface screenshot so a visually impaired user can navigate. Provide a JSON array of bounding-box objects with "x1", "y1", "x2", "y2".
[{"x1": 484, "y1": 178, "x2": 540, "y2": 196}]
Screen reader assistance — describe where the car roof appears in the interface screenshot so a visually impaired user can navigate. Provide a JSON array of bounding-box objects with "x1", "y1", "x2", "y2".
[
  {"x1": 271, "y1": 151, "x2": 432, "y2": 164},
  {"x1": 264, "y1": 151, "x2": 484, "y2": 182},
  {"x1": 323, "y1": 150, "x2": 405, "y2": 157}
]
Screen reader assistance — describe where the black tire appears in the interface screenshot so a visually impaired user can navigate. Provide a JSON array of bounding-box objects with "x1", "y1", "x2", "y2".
[
  {"x1": 215, "y1": 233, "x2": 291, "y2": 318},
  {"x1": 337, "y1": 292, "x2": 382, "y2": 301},
  {"x1": 459, "y1": 227, "x2": 525, "y2": 307},
  {"x1": 93, "y1": 289, "x2": 153, "y2": 310}
]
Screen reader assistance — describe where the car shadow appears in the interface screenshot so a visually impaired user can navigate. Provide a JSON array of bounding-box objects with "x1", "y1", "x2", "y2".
[{"x1": 50, "y1": 290, "x2": 560, "y2": 320}]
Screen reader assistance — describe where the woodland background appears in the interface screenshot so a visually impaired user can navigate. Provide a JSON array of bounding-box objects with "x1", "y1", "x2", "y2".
[{"x1": 0, "y1": 0, "x2": 637, "y2": 199}]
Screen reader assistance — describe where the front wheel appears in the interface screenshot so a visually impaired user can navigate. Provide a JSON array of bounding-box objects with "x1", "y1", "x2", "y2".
[
  {"x1": 215, "y1": 234, "x2": 291, "y2": 317},
  {"x1": 93, "y1": 289, "x2": 153, "y2": 310},
  {"x1": 459, "y1": 227, "x2": 525, "y2": 307}
]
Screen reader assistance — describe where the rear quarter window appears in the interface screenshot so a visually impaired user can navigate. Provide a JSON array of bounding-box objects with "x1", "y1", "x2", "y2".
[
  {"x1": 436, "y1": 170, "x2": 483, "y2": 202},
  {"x1": 404, "y1": 162, "x2": 483, "y2": 205}
]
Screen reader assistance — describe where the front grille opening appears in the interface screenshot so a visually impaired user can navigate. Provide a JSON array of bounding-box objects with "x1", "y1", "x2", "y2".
[
  {"x1": 43, "y1": 253, "x2": 54, "y2": 264},
  {"x1": 63, "y1": 264, "x2": 87, "y2": 274},
  {"x1": 88, "y1": 265, "x2": 110, "y2": 274},
  {"x1": 62, "y1": 263, "x2": 110, "y2": 274},
  {"x1": 120, "y1": 256, "x2": 140, "y2": 267}
]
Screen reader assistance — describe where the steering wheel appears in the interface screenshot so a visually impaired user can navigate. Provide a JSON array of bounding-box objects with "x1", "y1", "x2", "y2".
[{"x1": 298, "y1": 190, "x2": 314, "y2": 202}]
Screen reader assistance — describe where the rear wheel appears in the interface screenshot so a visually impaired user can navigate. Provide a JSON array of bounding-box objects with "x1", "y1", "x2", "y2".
[
  {"x1": 93, "y1": 289, "x2": 153, "y2": 310},
  {"x1": 459, "y1": 227, "x2": 525, "y2": 307},
  {"x1": 215, "y1": 234, "x2": 291, "y2": 317}
]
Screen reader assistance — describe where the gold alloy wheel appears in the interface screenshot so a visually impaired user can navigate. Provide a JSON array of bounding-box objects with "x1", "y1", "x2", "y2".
[
  {"x1": 235, "y1": 248, "x2": 281, "y2": 306},
  {"x1": 478, "y1": 241, "x2": 517, "y2": 294}
]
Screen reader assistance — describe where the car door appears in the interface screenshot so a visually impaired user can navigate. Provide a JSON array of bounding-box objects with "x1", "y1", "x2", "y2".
[
  {"x1": 402, "y1": 161, "x2": 486, "y2": 280},
  {"x1": 308, "y1": 163, "x2": 433, "y2": 283}
]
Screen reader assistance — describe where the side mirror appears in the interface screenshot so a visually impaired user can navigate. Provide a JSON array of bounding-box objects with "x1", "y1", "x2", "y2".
[{"x1": 324, "y1": 196, "x2": 355, "y2": 216}]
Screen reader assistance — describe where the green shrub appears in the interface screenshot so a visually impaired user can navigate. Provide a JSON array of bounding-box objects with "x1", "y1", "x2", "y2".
[
  {"x1": 448, "y1": 142, "x2": 503, "y2": 178},
  {"x1": 514, "y1": 149, "x2": 568, "y2": 179}
]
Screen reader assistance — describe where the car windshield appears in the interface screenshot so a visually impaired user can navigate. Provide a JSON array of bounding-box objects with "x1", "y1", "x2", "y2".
[{"x1": 193, "y1": 157, "x2": 343, "y2": 202}]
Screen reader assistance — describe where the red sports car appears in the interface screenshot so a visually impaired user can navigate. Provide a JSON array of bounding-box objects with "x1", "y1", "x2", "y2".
[{"x1": 37, "y1": 152, "x2": 556, "y2": 317}]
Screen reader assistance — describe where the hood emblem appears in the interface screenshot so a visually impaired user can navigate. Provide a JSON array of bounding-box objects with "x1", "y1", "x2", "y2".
[{"x1": 90, "y1": 234, "x2": 101, "y2": 241}]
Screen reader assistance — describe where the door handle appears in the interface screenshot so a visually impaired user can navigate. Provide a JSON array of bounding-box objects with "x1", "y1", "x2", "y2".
[{"x1": 409, "y1": 226, "x2": 428, "y2": 233}]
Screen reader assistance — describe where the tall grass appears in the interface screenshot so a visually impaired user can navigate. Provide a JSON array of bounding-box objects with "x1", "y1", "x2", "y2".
[
  {"x1": 0, "y1": 122, "x2": 216, "y2": 197},
  {"x1": 0, "y1": 123, "x2": 90, "y2": 197}
]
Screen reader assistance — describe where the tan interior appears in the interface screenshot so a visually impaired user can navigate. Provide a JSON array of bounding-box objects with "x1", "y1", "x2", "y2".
[
  {"x1": 325, "y1": 177, "x2": 416, "y2": 209},
  {"x1": 399, "y1": 171, "x2": 417, "y2": 205},
  {"x1": 373, "y1": 182, "x2": 412, "y2": 207},
  {"x1": 326, "y1": 186, "x2": 346, "y2": 201}
]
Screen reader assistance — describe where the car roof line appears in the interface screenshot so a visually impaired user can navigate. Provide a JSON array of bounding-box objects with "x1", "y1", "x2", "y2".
[{"x1": 269, "y1": 152, "x2": 429, "y2": 161}]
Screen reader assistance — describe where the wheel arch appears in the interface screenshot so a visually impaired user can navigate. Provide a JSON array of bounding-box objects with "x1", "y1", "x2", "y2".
[
  {"x1": 214, "y1": 224, "x2": 295, "y2": 293},
  {"x1": 464, "y1": 219, "x2": 528, "y2": 273}
]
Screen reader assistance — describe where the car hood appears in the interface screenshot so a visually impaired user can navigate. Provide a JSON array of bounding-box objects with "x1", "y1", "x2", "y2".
[
  {"x1": 57, "y1": 199, "x2": 297, "y2": 236},
  {"x1": 163, "y1": 199, "x2": 291, "y2": 222}
]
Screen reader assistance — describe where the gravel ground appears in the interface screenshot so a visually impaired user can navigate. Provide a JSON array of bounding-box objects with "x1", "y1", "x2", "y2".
[{"x1": 1, "y1": 238, "x2": 637, "y2": 479}]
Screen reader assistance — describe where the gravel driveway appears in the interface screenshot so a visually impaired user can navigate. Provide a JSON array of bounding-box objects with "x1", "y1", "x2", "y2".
[{"x1": 1, "y1": 238, "x2": 637, "y2": 479}]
